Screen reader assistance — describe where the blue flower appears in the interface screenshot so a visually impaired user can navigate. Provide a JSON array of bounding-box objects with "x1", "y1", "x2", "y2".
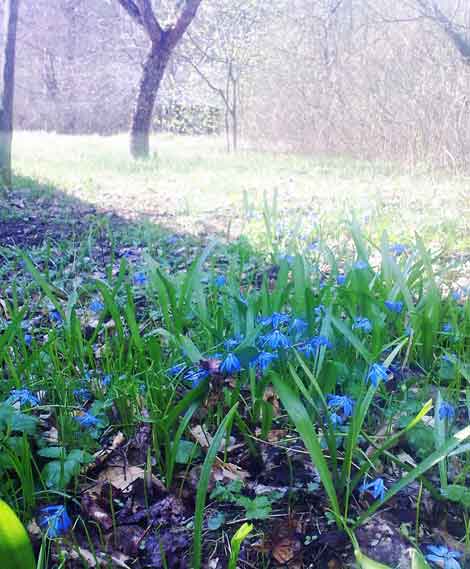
[
  {"x1": 50, "y1": 310, "x2": 62, "y2": 324},
  {"x1": 252, "y1": 351, "x2": 278, "y2": 372},
  {"x1": 220, "y1": 353, "x2": 241, "y2": 375},
  {"x1": 298, "y1": 342, "x2": 317, "y2": 359},
  {"x1": 73, "y1": 388, "x2": 91, "y2": 401},
  {"x1": 390, "y1": 244, "x2": 406, "y2": 256},
  {"x1": 6, "y1": 389, "x2": 39, "y2": 407},
  {"x1": 354, "y1": 260, "x2": 368, "y2": 270},
  {"x1": 384, "y1": 300, "x2": 404, "y2": 313},
  {"x1": 74, "y1": 412, "x2": 99, "y2": 428},
  {"x1": 442, "y1": 322, "x2": 452, "y2": 333},
  {"x1": 214, "y1": 275, "x2": 226, "y2": 287},
  {"x1": 353, "y1": 317, "x2": 372, "y2": 334},
  {"x1": 133, "y1": 272, "x2": 147, "y2": 286},
  {"x1": 184, "y1": 368, "x2": 209, "y2": 387},
  {"x1": 290, "y1": 318, "x2": 308, "y2": 336},
  {"x1": 263, "y1": 329, "x2": 290, "y2": 350},
  {"x1": 89, "y1": 299, "x2": 104, "y2": 313},
  {"x1": 360, "y1": 478, "x2": 386, "y2": 501},
  {"x1": 439, "y1": 401, "x2": 455, "y2": 421},
  {"x1": 367, "y1": 364, "x2": 389, "y2": 387},
  {"x1": 24, "y1": 333, "x2": 33, "y2": 346},
  {"x1": 169, "y1": 363, "x2": 186, "y2": 376},
  {"x1": 336, "y1": 275, "x2": 346, "y2": 286},
  {"x1": 327, "y1": 395, "x2": 355, "y2": 419},
  {"x1": 329, "y1": 412, "x2": 343, "y2": 425},
  {"x1": 425, "y1": 545, "x2": 462, "y2": 569},
  {"x1": 311, "y1": 335, "x2": 333, "y2": 349},
  {"x1": 102, "y1": 374, "x2": 112, "y2": 387},
  {"x1": 224, "y1": 336, "x2": 243, "y2": 351},
  {"x1": 38, "y1": 505, "x2": 72, "y2": 538},
  {"x1": 258, "y1": 312, "x2": 290, "y2": 329}
]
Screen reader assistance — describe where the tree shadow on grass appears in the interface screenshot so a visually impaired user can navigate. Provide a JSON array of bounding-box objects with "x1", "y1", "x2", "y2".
[{"x1": 0, "y1": 174, "x2": 213, "y2": 252}]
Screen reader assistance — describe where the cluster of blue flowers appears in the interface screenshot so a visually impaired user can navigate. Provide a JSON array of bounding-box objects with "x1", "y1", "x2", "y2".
[
  {"x1": 359, "y1": 477, "x2": 386, "y2": 501},
  {"x1": 425, "y1": 545, "x2": 462, "y2": 569},
  {"x1": 38, "y1": 505, "x2": 72, "y2": 538}
]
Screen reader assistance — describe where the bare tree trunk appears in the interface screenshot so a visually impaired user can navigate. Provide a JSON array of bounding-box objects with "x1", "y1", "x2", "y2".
[
  {"x1": 117, "y1": 0, "x2": 202, "y2": 159},
  {"x1": 130, "y1": 40, "x2": 170, "y2": 158},
  {"x1": 0, "y1": 0, "x2": 20, "y2": 189}
]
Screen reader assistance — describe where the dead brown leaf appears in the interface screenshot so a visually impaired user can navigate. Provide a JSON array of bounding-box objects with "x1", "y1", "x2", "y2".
[{"x1": 273, "y1": 536, "x2": 301, "y2": 564}]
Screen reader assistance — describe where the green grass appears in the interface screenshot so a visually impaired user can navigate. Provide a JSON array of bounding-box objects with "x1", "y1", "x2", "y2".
[
  {"x1": 11, "y1": 131, "x2": 470, "y2": 253},
  {"x1": 2, "y1": 132, "x2": 470, "y2": 567}
]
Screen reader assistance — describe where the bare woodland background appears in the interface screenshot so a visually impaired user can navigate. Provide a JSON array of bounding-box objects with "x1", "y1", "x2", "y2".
[{"x1": 4, "y1": 0, "x2": 470, "y2": 168}]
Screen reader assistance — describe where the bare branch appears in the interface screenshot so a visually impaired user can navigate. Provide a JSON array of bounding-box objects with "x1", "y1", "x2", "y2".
[
  {"x1": 136, "y1": 0, "x2": 163, "y2": 42},
  {"x1": 116, "y1": 0, "x2": 143, "y2": 27},
  {"x1": 168, "y1": 0, "x2": 203, "y2": 47},
  {"x1": 415, "y1": 0, "x2": 470, "y2": 61}
]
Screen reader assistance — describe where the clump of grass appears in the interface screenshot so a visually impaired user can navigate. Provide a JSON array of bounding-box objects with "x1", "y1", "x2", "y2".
[{"x1": 0, "y1": 213, "x2": 469, "y2": 567}]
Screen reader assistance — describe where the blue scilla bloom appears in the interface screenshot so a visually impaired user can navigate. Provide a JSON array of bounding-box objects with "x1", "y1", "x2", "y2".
[
  {"x1": 360, "y1": 478, "x2": 386, "y2": 501},
  {"x1": 367, "y1": 363, "x2": 389, "y2": 387},
  {"x1": 214, "y1": 275, "x2": 226, "y2": 287},
  {"x1": 89, "y1": 299, "x2": 104, "y2": 313},
  {"x1": 263, "y1": 329, "x2": 290, "y2": 350},
  {"x1": 329, "y1": 412, "x2": 343, "y2": 425},
  {"x1": 439, "y1": 401, "x2": 455, "y2": 421},
  {"x1": 290, "y1": 318, "x2": 308, "y2": 336},
  {"x1": 75, "y1": 412, "x2": 99, "y2": 428},
  {"x1": 425, "y1": 546, "x2": 462, "y2": 569},
  {"x1": 224, "y1": 336, "x2": 243, "y2": 351},
  {"x1": 133, "y1": 272, "x2": 147, "y2": 286},
  {"x1": 327, "y1": 395, "x2": 355, "y2": 419},
  {"x1": 220, "y1": 353, "x2": 241, "y2": 375},
  {"x1": 102, "y1": 374, "x2": 112, "y2": 386},
  {"x1": 38, "y1": 505, "x2": 72, "y2": 538},
  {"x1": 298, "y1": 341, "x2": 317, "y2": 359},
  {"x1": 442, "y1": 322, "x2": 453, "y2": 333},
  {"x1": 6, "y1": 389, "x2": 39, "y2": 407},
  {"x1": 24, "y1": 333, "x2": 33, "y2": 346},
  {"x1": 73, "y1": 388, "x2": 91, "y2": 401},
  {"x1": 258, "y1": 312, "x2": 290, "y2": 329},
  {"x1": 390, "y1": 243, "x2": 406, "y2": 256},
  {"x1": 311, "y1": 335, "x2": 333, "y2": 349},
  {"x1": 354, "y1": 260, "x2": 368, "y2": 270},
  {"x1": 353, "y1": 317, "x2": 372, "y2": 334},
  {"x1": 184, "y1": 367, "x2": 209, "y2": 387},
  {"x1": 336, "y1": 275, "x2": 346, "y2": 285},
  {"x1": 252, "y1": 351, "x2": 278, "y2": 372},
  {"x1": 384, "y1": 300, "x2": 404, "y2": 313},
  {"x1": 169, "y1": 363, "x2": 186, "y2": 376},
  {"x1": 50, "y1": 310, "x2": 62, "y2": 324}
]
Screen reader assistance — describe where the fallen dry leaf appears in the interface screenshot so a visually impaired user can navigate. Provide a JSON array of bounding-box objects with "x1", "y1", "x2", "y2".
[
  {"x1": 212, "y1": 458, "x2": 250, "y2": 483},
  {"x1": 273, "y1": 536, "x2": 301, "y2": 564},
  {"x1": 98, "y1": 464, "x2": 146, "y2": 490}
]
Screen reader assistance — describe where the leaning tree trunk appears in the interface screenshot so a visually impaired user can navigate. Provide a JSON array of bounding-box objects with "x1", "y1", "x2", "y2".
[
  {"x1": 0, "y1": 0, "x2": 20, "y2": 189},
  {"x1": 130, "y1": 40, "x2": 171, "y2": 159}
]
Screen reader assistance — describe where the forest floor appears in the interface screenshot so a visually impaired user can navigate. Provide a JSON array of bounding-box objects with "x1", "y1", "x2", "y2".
[{"x1": 1, "y1": 133, "x2": 470, "y2": 569}]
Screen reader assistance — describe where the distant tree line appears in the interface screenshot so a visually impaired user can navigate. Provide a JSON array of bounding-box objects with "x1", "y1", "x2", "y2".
[{"x1": 2, "y1": 0, "x2": 470, "y2": 167}]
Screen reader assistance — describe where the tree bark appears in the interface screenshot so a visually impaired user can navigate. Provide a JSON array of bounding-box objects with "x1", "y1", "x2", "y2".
[
  {"x1": 0, "y1": 0, "x2": 20, "y2": 189},
  {"x1": 117, "y1": 0, "x2": 202, "y2": 159},
  {"x1": 130, "y1": 39, "x2": 170, "y2": 159}
]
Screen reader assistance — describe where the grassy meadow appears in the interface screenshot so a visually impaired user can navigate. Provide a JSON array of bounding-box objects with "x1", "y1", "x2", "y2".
[{"x1": 0, "y1": 132, "x2": 469, "y2": 569}]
